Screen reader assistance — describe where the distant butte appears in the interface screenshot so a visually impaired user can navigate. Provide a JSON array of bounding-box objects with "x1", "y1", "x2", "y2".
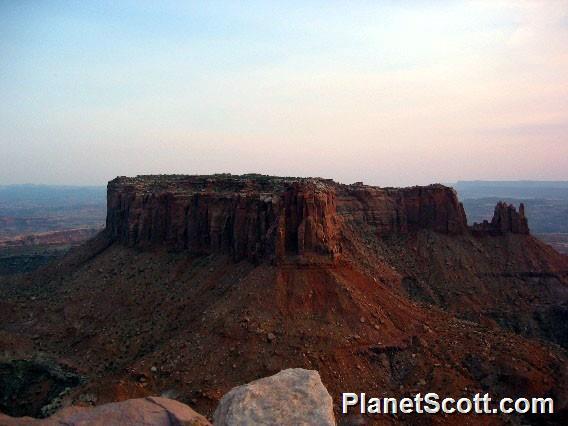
[{"x1": 107, "y1": 174, "x2": 525, "y2": 262}]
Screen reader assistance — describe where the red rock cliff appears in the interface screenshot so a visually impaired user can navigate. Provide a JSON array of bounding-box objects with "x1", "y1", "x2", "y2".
[
  {"x1": 106, "y1": 175, "x2": 470, "y2": 261},
  {"x1": 106, "y1": 176, "x2": 340, "y2": 262},
  {"x1": 335, "y1": 184, "x2": 467, "y2": 235}
]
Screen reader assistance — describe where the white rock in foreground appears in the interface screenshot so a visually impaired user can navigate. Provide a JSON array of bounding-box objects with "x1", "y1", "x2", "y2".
[{"x1": 214, "y1": 368, "x2": 335, "y2": 426}]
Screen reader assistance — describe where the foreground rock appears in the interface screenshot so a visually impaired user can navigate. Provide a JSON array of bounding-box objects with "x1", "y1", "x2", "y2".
[
  {"x1": 214, "y1": 368, "x2": 335, "y2": 426},
  {"x1": 0, "y1": 369, "x2": 334, "y2": 425},
  {"x1": 0, "y1": 396, "x2": 211, "y2": 426}
]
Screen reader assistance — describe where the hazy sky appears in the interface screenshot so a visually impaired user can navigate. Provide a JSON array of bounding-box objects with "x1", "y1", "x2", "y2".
[{"x1": 1, "y1": 1, "x2": 567, "y2": 186}]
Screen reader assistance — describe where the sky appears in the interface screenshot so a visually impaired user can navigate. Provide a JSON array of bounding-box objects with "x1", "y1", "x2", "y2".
[{"x1": 1, "y1": 0, "x2": 567, "y2": 186}]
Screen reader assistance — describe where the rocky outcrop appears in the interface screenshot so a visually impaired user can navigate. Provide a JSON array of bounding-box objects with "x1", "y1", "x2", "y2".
[
  {"x1": 471, "y1": 202, "x2": 529, "y2": 235},
  {"x1": 0, "y1": 396, "x2": 211, "y2": 426},
  {"x1": 213, "y1": 368, "x2": 335, "y2": 426},
  {"x1": 106, "y1": 175, "x2": 341, "y2": 262},
  {"x1": 105, "y1": 175, "x2": 470, "y2": 261},
  {"x1": 337, "y1": 184, "x2": 467, "y2": 235},
  {"x1": 0, "y1": 370, "x2": 335, "y2": 426}
]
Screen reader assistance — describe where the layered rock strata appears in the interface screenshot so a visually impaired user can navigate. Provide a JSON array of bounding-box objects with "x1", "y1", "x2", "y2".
[
  {"x1": 106, "y1": 175, "x2": 341, "y2": 261},
  {"x1": 106, "y1": 175, "x2": 527, "y2": 261}
]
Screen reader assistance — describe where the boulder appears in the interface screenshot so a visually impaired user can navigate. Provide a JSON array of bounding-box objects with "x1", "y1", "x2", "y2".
[{"x1": 213, "y1": 368, "x2": 335, "y2": 426}]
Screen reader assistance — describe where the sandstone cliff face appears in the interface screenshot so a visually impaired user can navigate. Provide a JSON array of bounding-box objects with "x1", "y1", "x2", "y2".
[
  {"x1": 106, "y1": 175, "x2": 523, "y2": 261},
  {"x1": 471, "y1": 202, "x2": 529, "y2": 235},
  {"x1": 336, "y1": 184, "x2": 467, "y2": 235},
  {"x1": 106, "y1": 176, "x2": 341, "y2": 262}
]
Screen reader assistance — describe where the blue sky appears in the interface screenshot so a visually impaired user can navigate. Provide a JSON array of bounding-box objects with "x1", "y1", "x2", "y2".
[{"x1": 1, "y1": 1, "x2": 567, "y2": 185}]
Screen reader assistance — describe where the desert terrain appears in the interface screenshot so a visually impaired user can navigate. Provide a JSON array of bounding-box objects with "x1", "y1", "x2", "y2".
[{"x1": 0, "y1": 175, "x2": 566, "y2": 425}]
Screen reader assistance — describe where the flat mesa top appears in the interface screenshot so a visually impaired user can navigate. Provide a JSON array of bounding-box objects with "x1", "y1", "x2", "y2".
[{"x1": 108, "y1": 174, "x2": 450, "y2": 194}]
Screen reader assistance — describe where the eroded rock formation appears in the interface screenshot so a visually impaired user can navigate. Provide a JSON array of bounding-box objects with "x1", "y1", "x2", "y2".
[
  {"x1": 106, "y1": 175, "x2": 473, "y2": 261},
  {"x1": 107, "y1": 176, "x2": 341, "y2": 261},
  {"x1": 471, "y1": 201, "x2": 529, "y2": 235},
  {"x1": 337, "y1": 184, "x2": 468, "y2": 235}
]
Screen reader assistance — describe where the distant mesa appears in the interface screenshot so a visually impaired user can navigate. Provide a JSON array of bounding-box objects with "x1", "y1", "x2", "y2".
[{"x1": 105, "y1": 174, "x2": 528, "y2": 262}]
